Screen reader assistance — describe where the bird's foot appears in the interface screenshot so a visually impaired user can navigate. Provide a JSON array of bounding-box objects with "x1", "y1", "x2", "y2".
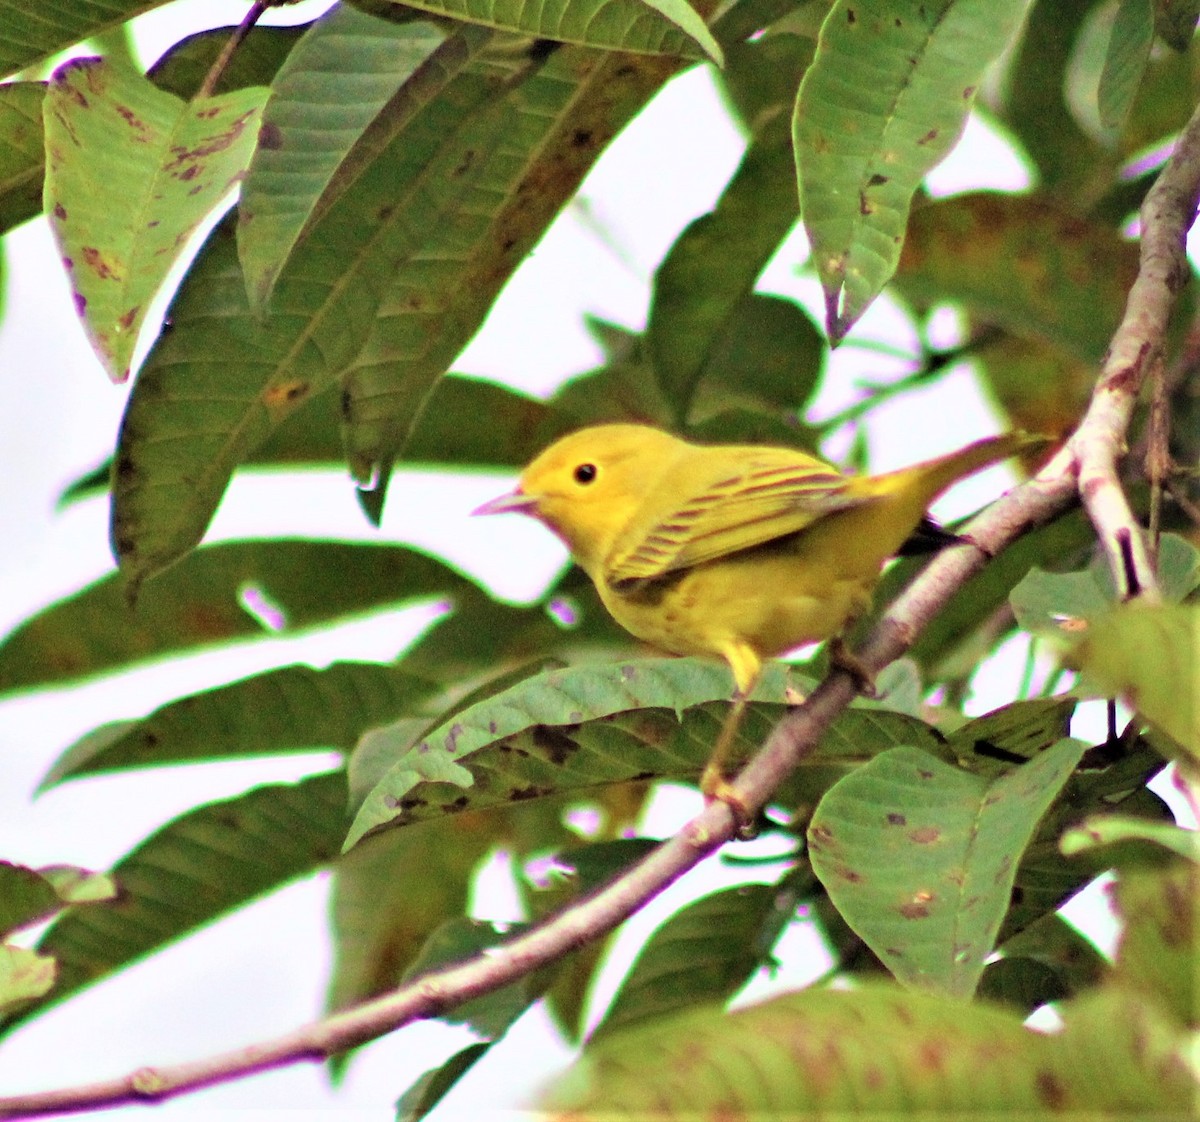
[
  {"x1": 829, "y1": 637, "x2": 878, "y2": 698},
  {"x1": 700, "y1": 764, "x2": 759, "y2": 840}
]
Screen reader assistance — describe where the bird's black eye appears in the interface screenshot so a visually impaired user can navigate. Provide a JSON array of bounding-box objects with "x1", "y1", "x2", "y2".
[{"x1": 573, "y1": 463, "x2": 597, "y2": 484}]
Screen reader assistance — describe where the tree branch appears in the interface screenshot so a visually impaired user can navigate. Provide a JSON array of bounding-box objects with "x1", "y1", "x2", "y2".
[
  {"x1": 1068, "y1": 96, "x2": 1200, "y2": 599},
  {"x1": 4, "y1": 63, "x2": 1200, "y2": 1122}
]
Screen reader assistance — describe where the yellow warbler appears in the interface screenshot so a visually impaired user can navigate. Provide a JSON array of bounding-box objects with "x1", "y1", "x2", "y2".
[{"x1": 475, "y1": 423, "x2": 1030, "y2": 806}]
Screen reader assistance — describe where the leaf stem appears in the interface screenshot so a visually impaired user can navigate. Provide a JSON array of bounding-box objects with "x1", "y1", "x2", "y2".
[{"x1": 195, "y1": 1, "x2": 268, "y2": 99}]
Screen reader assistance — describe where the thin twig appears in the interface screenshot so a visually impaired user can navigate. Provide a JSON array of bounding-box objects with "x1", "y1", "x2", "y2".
[
  {"x1": 4, "y1": 47, "x2": 1200, "y2": 1122},
  {"x1": 1069, "y1": 96, "x2": 1200, "y2": 600},
  {"x1": 195, "y1": 1, "x2": 268, "y2": 99}
]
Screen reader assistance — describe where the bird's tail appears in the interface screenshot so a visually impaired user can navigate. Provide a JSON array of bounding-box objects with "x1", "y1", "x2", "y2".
[{"x1": 881, "y1": 432, "x2": 1044, "y2": 508}]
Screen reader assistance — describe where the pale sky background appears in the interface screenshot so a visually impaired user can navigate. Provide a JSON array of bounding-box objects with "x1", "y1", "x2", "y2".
[{"x1": 0, "y1": 2, "x2": 1190, "y2": 1118}]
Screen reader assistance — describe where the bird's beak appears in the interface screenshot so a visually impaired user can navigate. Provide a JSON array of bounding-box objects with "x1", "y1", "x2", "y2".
[{"x1": 471, "y1": 489, "x2": 539, "y2": 517}]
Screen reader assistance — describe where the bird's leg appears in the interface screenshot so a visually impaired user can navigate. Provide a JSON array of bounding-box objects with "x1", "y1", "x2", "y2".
[
  {"x1": 828, "y1": 635, "x2": 877, "y2": 697},
  {"x1": 700, "y1": 677, "x2": 757, "y2": 837}
]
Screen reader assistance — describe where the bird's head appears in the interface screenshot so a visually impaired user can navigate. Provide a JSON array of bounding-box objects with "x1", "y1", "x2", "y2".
[{"x1": 473, "y1": 423, "x2": 685, "y2": 574}]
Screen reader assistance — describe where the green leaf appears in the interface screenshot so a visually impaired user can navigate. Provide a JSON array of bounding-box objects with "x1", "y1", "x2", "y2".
[
  {"x1": 1004, "y1": 0, "x2": 1104, "y2": 190},
  {"x1": 238, "y1": 7, "x2": 453, "y2": 311},
  {"x1": 591, "y1": 883, "x2": 786, "y2": 1040},
  {"x1": 996, "y1": 912, "x2": 1107, "y2": 996},
  {"x1": 369, "y1": 0, "x2": 723, "y2": 62},
  {"x1": 0, "y1": 540, "x2": 477, "y2": 696},
  {"x1": 43, "y1": 59, "x2": 265, "y2": 381},
  {"x1": 1154, "y1": 0, "x2": 1200, "y2": 49},
  {"x1": 402, "y1": 917, "x2": 543, "y2": 1038},
  {"x1": 0, "y1": 82, "x2": 44, "y2": 236},
  {"x1": 686, "y1": 294, "x2": 824, "y2": 427},
  {"x1": 1099, "y1": 0, "x2": 1155, "y2": 130},
  {"x1": 981, "y1": 913, "x2": 1107, "y2": 1013},
  {"x1": 541, "y1": 981, "x2": 1198, "y2": 1116},
  {"x1": 894, "y1": 192, "x2": 1139, "y2": 365},
  {"x1": 399, "y1": 578, "x2": 634, "y2": 687},
  {"x1": 326, "y1": 803, "x2": 544, "y2": 1018},
  {"x1": 1112, "y1": 859, "x2": 1198, "y2": 1026},
  {"x1": 885, "y1": 506, "x2": 1096, "y2": 674},
  {"x1": 342, "y1": 44, "x2": 680, "y2": 513},
  {"x1": 522, "y1": 837, "x2": 660, "y2": 1042},
  {"x1": 147, "y1": 25, "x2": 307, "y2": 97},
  {"x1": 0, "y1": 947, "x2": 55, "y2": 1017},
  {"x1": 1061, "y1": 813, "x2": 1200, "y2": 864},
  {"x1": 395, "y1": 1042, "x2": 491, "y2": 1122},
  {"x1": 647, "y1": 95, "x2": 810, "y2": 421},
  {"x1": 807, "y1": 737, "x2": 1086, "y2": 996},
  {"x1": 40, "y1": 662, "x2": 442, "y2": 787},
  {"x1": 795, "y1": 0, "x2": 1032, "y2": 342},
  {"x1": 1067, "y1": 603, "x2": 1199, "y2": 760},
  {"x1": 0, "y1": 772, "x2": 347, "y2": 1036},
  {"x1": 1053, "y1": 986, "x2": 1195, "y2": 1111},
  {"x1": 943, "y1": 697, "x2": 1076, "y2": 772},
  {"x1": 57, "y1": 373, "x2": 562, "y2": 508},
  {"x1": 0, "y1": 0, "x2": 169, "y2": 75},
  {"x1": 0, "y1": 864, "x2": 118, "y2": 938},
  {"x1": 1010, "y1": 533, "x2": 1199, "y2": 636},
  {"x1": 1000, "y1": 733, "x2": 1174, "y2": 941},
  {"x1": 0, "y1": 864, "x2": 59, "y2": 937},
  {"x1": 344, "y1": 657, "x2": 818, "y2": 849}
]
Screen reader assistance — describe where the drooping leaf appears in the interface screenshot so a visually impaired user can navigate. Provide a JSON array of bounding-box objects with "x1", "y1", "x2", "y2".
[
  {"x1": 1098, "y1": 0, "x2": 1155, "y2": 131},
  {"x1": 647, "y1": 87, "x2": 811, "y2": 421},
  {"x1": 0, "y1": 540, "x2": 477, "y2": 696},
  {"x1": 40, "y1": 662, "x2": 443, "y2": 787},
  {"x1": 540, "y1": 981, "x2": 1197, "y2": 1117},
  {"x1": 238, "y1": 6, "x2": 454, "y2": 311},
  {"x1": 0, "y1": 0, "x2": 170, "y2": 75},
  {"x1": 894, "y1": 192, "x2": 1139, "y2": 365},
  {"x1": 368, "y1": 0, "x2": 723, "y2": 62},
  {"x1": 807, "y1": 737, "x2": 1087, "y2": 996},
  {"x1": 346, "y1": 654, "x2": 947, "y2": 848},
  {"x1": 43, "y1": 58, "x2": 264, "y2": 381},
  {"x1": 590, "y1": 883, "x2": 788, "y2": 1040},
  {"x1": 0, "y1": 771, "x2": 347, "y2": 1036},
  {"x1": 344, "y1": 658, "x2": 824, "y2": 848},
  {"x1": 342, "y1": 43, "x2": 682, "y2": 515},
  {"x1": 795, "y1": 0, "x2": 1033, "y2": 342},
  {"x1": 0, "y1": 82, "x2": 44, "y2": 236},
  {"x1": 395, "y1": 1042, "x2": 491, "y2": 1122},
  {"x1": 57, "y1": 373, "x2": 564, "y2": 508}
]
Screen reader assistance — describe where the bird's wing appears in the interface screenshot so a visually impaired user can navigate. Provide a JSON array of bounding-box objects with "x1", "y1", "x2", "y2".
[{"x1": 605, "y1": 449, "x2": 877, "y2": 585}]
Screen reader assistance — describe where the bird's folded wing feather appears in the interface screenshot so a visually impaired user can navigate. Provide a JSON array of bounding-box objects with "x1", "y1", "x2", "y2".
[{"x1": 605, "y1": 452, "x2": 877, "y2": 585}]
